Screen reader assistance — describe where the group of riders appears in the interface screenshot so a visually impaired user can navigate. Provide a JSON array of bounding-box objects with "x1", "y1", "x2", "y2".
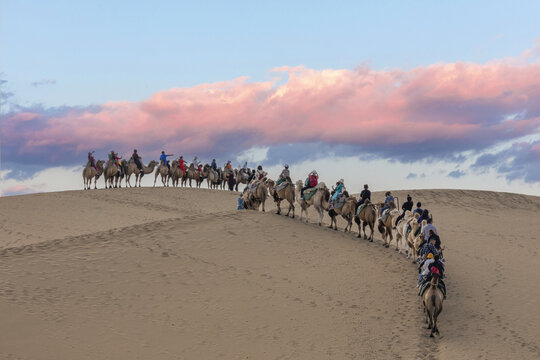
[
  {"x1": 88, "y1": 149, "x2": 236, "y2": 182},
  {"x1": 238, "y1": 163, "x2": 447, "y2": 299}
]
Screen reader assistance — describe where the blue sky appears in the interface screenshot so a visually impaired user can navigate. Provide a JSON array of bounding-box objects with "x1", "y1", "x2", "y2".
[{"x1": 2, "y1": 0, "x2": 539, "y2": 106}]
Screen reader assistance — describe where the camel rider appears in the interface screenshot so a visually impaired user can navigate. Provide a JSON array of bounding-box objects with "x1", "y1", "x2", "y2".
[
  {"x1": 193, "y1": 156, "x2": 202, "y2": 173},
  {"x1": 132, "y1": 149, "x2": 143, "y2": 172},
  {"x1": 242, "y1": 161, "x2": 248, "y2": 174},
  {"x1": 178, "y1": 156, "x2": 187, "y2": 174},
  {"x1": 418, "y1": 254, "x2": 446, "y2": 298},
  {"x1": 249, "y1": 165, "x2": 266, "y2": 190},
  {"x1": 211, "y1": 159, "x2": 217, "y2": 171},
  {"x1": 160, "y1": 151, "x2": 173, "y2": 170},
  {"x1": 422, "y1": 218, "x2": 438, "y2": 240},
  {"x1": 247, "y1": 169, "x2": 255, "y2": 182},
  {"x1": 88, "y1": 151, "x2": 97, "y2": 171},
  {"x1": 421, "y1": 234, "x2": 439, "y2": 257},
  {"x1": 109, "y1": 151, "x2": 123, "y2": 175},
  {"x1": 330, "y1": 179, "x2": 345, "y2": 206},
  {"x1": 380, "y1": 191, "x2": 394, "y2": 216},
  {"x1": 300, "y1": 170, "x2": 318, "y2": 198},
  {"x1": 276, "y1": 164, "x2": 290, "y2": 186},
  {"x1": 396, "y1": 194, "x2": 413, "y2": 223},
  {"x1": 225, "y1": 160, "x2": 232, "y2": 171},
  {"x1": 412, "y1": 202, "x2": 423, "y2": 216},
  {"x1": 355, "y1": 184, "x2": 371, "y2": 212}
]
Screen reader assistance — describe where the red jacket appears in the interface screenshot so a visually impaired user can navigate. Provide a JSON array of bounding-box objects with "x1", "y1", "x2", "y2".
[{"x1": 309, "y1": 174, "x2": 318, "y2": 187}]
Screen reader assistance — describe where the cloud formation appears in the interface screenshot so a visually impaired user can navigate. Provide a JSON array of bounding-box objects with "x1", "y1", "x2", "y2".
[
  {"x1": 3, "y1": 57, "x2": 540, "y2": 182},
  {"x1": 31, "y1": 79, "x2": 57, "y2": 87}
]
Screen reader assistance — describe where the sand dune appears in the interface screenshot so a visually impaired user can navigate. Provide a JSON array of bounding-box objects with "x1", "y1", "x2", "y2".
[{"x1": 1, "y1": 187, "x2": 539, "y2": 359}]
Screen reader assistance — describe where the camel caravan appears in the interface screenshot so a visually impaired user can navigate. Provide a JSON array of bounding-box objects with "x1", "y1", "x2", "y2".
[{"x1": 84, "y1": 151, "x2": 446, "y2": 337}]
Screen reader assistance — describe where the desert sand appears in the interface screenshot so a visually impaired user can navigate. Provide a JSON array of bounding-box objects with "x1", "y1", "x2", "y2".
[{"x1": 1, "y1": 187, "x2": 539, "y2": 359}]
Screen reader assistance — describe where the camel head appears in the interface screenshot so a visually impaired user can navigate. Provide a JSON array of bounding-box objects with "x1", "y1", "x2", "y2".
[
  {"x1": 96, "y1": 160, "x2": 104, "y2": 169},
  {"x1": 148, "y1": 160, "x2": 158, "y2": 167},
  {"x1": 296, "y1": 180, "x2": 303, "y2": 189}
]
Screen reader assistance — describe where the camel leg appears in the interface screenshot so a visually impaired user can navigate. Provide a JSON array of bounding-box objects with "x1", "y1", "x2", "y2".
[
  {"x1": 153, "y1": 172, "x2": 158, "y2": 187},
  {"x1": 262, "y1": 200, "x2": 265, "y2": 212},
  {"x1": 276, "y1": 199, "x2": 282, "y2": 215}
]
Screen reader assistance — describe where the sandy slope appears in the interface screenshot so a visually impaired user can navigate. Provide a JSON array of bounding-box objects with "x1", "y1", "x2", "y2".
[{"x1": 0, "y1": 187, "x2": 539, "y2": 359}]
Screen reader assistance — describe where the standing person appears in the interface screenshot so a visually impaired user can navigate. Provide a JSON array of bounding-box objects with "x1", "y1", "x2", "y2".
[
  {"x1": 160, "y1": 151, "x2": 174, "y2": 170},
  {"x1": 88, "y1": 151, "x2": 97, "y2": 171},
  {"x1": 396, "y1": 194, "x2": 413, "y2": 223},
  {"x1": 132, "y1": 149, "x2": 143, "y2": 172},
  {"x1": 355, "y1": 184, "x2": 371, "y2": 212},
  {"x1": 300, "y1": 170, "x2": 318, "y2": 198}
]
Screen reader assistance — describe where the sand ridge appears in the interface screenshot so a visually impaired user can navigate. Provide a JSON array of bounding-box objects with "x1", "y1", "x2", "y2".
[{"x1": 1, "y1": 187, "x2": 539, "y2": 359}]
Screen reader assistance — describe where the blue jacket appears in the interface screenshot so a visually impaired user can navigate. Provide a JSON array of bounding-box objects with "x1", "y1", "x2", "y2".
[{"x1": 160, "y1": 154, "x2": 172, "y2": 163}]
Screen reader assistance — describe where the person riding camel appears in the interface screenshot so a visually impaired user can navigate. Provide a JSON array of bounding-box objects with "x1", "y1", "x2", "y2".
[
  {"x1": 276, "y1": 164, "x2": 290, "y2": 186},
  {"x1": 418, "y1": 253, "x2": 446, "y2": 298},
  {"x1": 300, "y1": 170, "x2": 318, "y2": 199},
  {"x1": 193, "y1": 156, "x2": 202, "y2": 173},
  {"x1": 178, "y1": 155, "x2": 187, "y2": 174},
  {"x1": 211, "y1": 159, "x2": 217, "y2": 171},
  {"x1": 355, "y1": 184, "x2": 371, "y2": 212},
  {"x1": 421, "y1": 234, "x2": 439, "y2": 257},
  {"x1": 241, "y1": 161, "x2": 248, "y2": 176},
  {"x1": 422, "y1": 217, "x2": 438, "y2": 240},
  {"x1": 330, "y1": 179, "x2": 345, "y2": 207},
  {"x1": 108, "y1": 150, "x2": 123, "y2": 175},
  {"x1": 380, "y1": 191, "x2": 394, "y2": 216},
  {"x1": 225, "y1": 160, "x2": 232, "y2": 171},
  {"x1": 131, "y1": 149, "x2": 143, "y2": 172},
  {"x1": 412, "y1": 202, "x2": 423, "y2": 216},
  {"x1": 88, "y1": 151, "x2": 97, "y2": 171},
  {"x1": 396, "y1": 194, "x2": 413, "y2": 223},
  {"x1": 160, "y1": 151, "x2": 173, "y2": 170},
  {"x1": 249, "y1": 165, "x2": 266, "y2": 191}
]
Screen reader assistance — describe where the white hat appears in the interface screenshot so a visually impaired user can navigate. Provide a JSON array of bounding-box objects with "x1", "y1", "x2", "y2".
[{"x1": 339, "y1": 178, "x2": 344, "y2": 183}]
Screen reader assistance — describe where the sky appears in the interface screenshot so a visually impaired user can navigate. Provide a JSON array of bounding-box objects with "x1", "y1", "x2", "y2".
[{"x1": 1, "y1": 0, "x2": 540, "y2": 196}]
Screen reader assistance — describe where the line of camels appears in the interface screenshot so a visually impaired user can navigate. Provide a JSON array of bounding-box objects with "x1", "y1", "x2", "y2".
[{"x1": 83, "y1": 158, "x2": 444, "y2": 337}]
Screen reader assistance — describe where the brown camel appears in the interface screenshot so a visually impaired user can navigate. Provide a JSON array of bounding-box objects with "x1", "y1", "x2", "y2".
[
  {"x1": 123, "y1": 159, "x2": 157, "y2": 187},
  {"x1": 295, "y1": 180, "x2": 330, "y2": 225},
  {"x1": 203, "y1": 164, "x2": 221, "y2": 189},
  {"x1": 328, "y1": 193, "x2": 357, "y2": 231},
  {"x1": 235, "y1": 168, "x2": 250, "y2": 191},
  {"x1": 169, "y1": 160, "x2": 184, "y2": 187},
  {"x1": 246, "y1": 180, "x2": 268, "y2": 212},
  {"x1": 423, "y1": 273, "x2": 444, "y2": 337},
  {"x1": 376, "y1": 202, "x2": 399, "y2": 247},
  {"x1": 103, "y1": 159, "x2": 123, "y2": 189},
  {"x1": 186, "y1": 164, "x2": 202, "y2": 188},
  {"x1": 354, "y1": 200, "x2": 377, "y2": 241},
  {"x1": 153, "y1": 161, "x2": 170, "y2": 187},
  {"x1": 82, "y1": 160, "x2": 104, "y2": 190},
  {"x1": 266, "y1": 179, "x2": 295, "y2": 218}
]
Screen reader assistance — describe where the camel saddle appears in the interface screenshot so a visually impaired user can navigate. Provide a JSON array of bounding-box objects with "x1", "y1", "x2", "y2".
[
  {"x1": 418, "y1": 279, "x2": 446, "y2": 297},
  {"x1": 275, "y1": 181, "x2": 290, "y2": 192},
  {"x1": 356, "y1": 203, "x2": 367, "y2": 215},
  {"x1": 333, "y1": 195, "x2": 347, "y2": 209},
  {"x1": 240, "y1": 171, "x2": 250, "y2": 180},
  {"x1": 381, "y1": 209, "x2": 391, "y2": 222},
  {"x1": 303, "y1": 187, "x2": 318, "y2": 201}
]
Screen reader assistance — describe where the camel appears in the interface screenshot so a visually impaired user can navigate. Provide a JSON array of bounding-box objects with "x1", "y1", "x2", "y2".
[
  {"x1": 153, "y1": 161, "x2": 170, "y2": 187},
  {"x1": 82, "y1": 160, "x2": 104, "y2": 190},
  {"x1": 246, "y1": 180, "x2": 268, "y2": 212},
  {"x1": 185, "y1": 163, "x2": 202, "y2": 188},
  {"x1": 328, "y1": 192, "x2": 357, "y2": 231},
  {"x1": 103, "y1": 159, "x2": 123, "y2": 189},
  {"x1": 395, "y1": 211, "x2": 418, "y2": 257},
  {"x1": 203, "y1": 164, "x2": 222, "y2": 189},
  {"x1": 376, "y1": 203, "x2": 400, "y2": 248},
  {"x1": 354, "y1": 200, "x2": 377, "y2": 241},
  {"x1": 266, "y1": 178, "x2": 295, "y2": 218},
  {"x1": 235, "y1": 168, "x2": 250, "y2": 191},
  {"x1": 169, "y1": 160, "x2": 184, "y2": 187},
  {"x1": 122, "y1": 159, "x2": 157, "y2": 187},
  {"x1": 423, "y1": 273, "x2": 444, "y2": 337},
  {"x1": 294, "y1": 180, "x2": 330, "y2": 225}
]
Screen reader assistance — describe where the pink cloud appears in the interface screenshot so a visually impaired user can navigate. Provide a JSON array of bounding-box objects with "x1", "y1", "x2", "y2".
[{"x1": 3, "y1": 57, "x2": 540, "y2": 164}]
